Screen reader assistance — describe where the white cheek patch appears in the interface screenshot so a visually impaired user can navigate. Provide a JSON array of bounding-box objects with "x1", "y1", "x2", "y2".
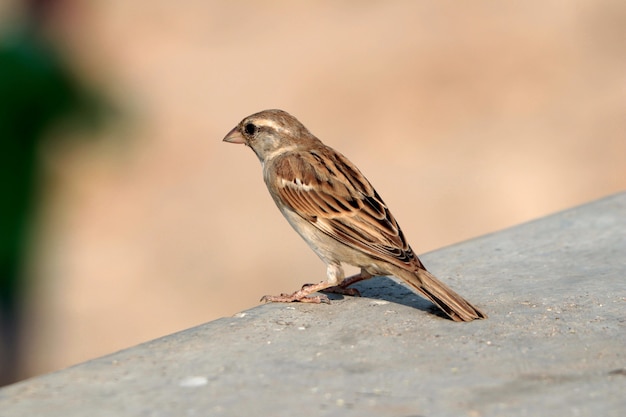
[{"x1": 264, "y1": 144, "x2": 297, "y2": 161}]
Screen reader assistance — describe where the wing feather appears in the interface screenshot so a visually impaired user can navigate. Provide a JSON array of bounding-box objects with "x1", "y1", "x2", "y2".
[{"x1": 269, "y1": 147, "x2": 423, "y2": 270}]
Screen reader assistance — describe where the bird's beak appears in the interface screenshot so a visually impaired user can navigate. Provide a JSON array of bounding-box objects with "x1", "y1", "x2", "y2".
[{"x1": 223, "y1": 127, "x2": 246, "y2": 144}]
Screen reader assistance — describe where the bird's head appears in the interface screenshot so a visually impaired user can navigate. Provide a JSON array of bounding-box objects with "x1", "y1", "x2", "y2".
[{"x1": 223, "y1": 109, "x2": 317, "y2": 162}]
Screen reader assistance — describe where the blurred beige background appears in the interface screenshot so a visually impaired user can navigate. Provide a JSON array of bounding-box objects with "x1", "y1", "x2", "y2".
[{"x1": 2, "y1": 0, "x2": 625, "y2": 380}]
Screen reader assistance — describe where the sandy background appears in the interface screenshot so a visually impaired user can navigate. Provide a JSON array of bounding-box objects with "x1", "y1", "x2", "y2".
[{"x1": 2, "y1": 1, "x2": 624, "y2": 380}]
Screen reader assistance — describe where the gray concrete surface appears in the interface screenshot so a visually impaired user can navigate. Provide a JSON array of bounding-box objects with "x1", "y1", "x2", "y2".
[{"x1": 1, "y1": 193, "x2": 625, "y2": 417}]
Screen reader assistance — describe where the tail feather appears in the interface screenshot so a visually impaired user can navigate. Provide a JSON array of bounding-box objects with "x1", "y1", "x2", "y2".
[{"x1": 397, "y1": 268, "x2": 487, "y2": 322}]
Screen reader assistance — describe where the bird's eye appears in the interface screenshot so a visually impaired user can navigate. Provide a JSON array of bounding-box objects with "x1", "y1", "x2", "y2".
[{"x1": 244, "y1": 123, "x2": 258, "y2": 136}]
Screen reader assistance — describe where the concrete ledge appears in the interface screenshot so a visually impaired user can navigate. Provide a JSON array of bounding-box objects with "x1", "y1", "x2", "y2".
[{"x1": 1, "y1": 193, "x2": 625, "y2": 416}]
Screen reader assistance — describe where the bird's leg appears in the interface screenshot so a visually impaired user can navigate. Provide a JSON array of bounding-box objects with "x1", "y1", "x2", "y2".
[
  {"x1": 322, "y1": 269, "x2": 374, "y2": 297},
  {"x1": 260, "y1": 263, "x2": 344, "y2": 305}
]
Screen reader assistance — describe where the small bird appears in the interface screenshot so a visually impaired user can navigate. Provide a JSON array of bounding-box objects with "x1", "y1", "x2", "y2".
[{"x1": 223, "y1": 109, "x2": 486, "y2": 322}]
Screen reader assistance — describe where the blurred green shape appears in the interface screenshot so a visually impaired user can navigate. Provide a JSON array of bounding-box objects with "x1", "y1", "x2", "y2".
[{"x1": 0, "y1": 26, "x2": 107, "y2": 385}]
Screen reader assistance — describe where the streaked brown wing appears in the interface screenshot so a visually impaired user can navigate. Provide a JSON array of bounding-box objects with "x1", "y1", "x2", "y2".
[{"x1": 269, "y1": 147, "x2": 423, "y2": 271}]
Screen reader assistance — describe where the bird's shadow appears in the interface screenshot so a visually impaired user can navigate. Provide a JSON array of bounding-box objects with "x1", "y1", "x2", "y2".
[{"x1": 325, "y1": 276, "x2": 448, "y2": 319}]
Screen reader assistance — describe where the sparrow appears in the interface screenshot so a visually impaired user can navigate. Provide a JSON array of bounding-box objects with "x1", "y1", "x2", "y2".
[{"x1": 223, "y1": 109, "x2": 486, "y2": 322}]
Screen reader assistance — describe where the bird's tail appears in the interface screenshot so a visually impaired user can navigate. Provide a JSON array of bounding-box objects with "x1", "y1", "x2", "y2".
[{"x1": 397, "y1": 268, "x2": 487, "y2": 322}]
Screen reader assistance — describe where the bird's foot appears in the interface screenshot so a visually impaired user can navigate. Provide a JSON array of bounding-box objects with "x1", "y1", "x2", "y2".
[{"x1": 260, "y1": 281, "x2": 332, "y2": 304}]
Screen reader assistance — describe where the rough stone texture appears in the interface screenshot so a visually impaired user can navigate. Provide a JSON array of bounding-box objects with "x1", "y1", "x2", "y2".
[{"x1": 1, "y1": 193, "x2": 625, "y2": 417}]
